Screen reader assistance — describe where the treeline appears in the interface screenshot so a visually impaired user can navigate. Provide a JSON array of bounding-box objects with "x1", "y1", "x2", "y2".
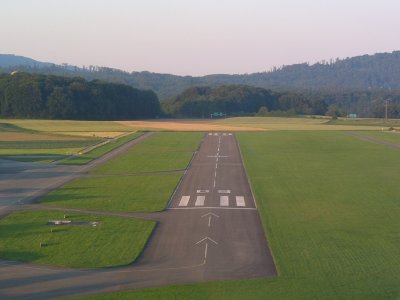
[
  {"x1": 0, "y1": 72, "x2": 160, "y2": 120},
  {"x1": 163, "y1": 85, "x2": 400, "y2": 118}
]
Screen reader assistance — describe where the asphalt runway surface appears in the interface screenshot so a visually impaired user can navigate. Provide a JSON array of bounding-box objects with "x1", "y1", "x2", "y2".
[{"x1": 0, "y1": 133, "x2": 276, "y2": 299}]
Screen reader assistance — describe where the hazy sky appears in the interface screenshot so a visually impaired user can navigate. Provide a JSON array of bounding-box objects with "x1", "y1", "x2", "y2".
[{"x1": 1, "y1": 0, "x2": 400, "y2": 76}]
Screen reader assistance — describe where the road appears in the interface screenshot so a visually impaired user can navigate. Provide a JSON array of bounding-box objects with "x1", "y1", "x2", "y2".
[{"x1": 0, "y1": 133, "x2": 276, "y2": 299}]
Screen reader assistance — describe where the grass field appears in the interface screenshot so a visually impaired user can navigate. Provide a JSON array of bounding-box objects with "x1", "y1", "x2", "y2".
[
  {"x1": 77, "y1": 131, "x2": 400, "y2": 299},
  {"x1": 92, "y1": 132, "x2": 203, "y2": 174},
  {"x1": 215, "y1": 116, "x2": 397, "y2": 130},
  {"x1": 1, "y1": 119, "x2": 134, "y2": 134},
  {"x1": 40, "y1": 174, "x2": 182, "y2": 212},
  {"x1": 350, "y1": 130, "x2": 400, "y2": 144},
  {"x1": 118, "y1": 117, "x2": 400, "y2": 131},
  {"x1": 0, "y1": 210, "x2": 155, "y2": 268},
  {"x1": 61, "y1": 132, "x2": 143, "y2": 165}
]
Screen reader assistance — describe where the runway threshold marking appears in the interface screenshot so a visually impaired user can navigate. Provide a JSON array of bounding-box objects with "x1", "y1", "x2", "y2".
[
  {"x1": 195, "y1": 196, "x2": 205, "y2": 206},
  {"x1": 179, "y1": 196, "x2": 190, "y2": 207},
  {"x1": 220, "y1": 196, "x2": 229, "y2": 206},
  {"x1": 236, "y1": 196, "x2": 246, "y2": 207}
]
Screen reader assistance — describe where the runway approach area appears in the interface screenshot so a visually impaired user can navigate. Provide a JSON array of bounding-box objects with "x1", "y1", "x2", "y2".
[{"x1": 0, "y1": 133, "x2": 276, "y2": 300}]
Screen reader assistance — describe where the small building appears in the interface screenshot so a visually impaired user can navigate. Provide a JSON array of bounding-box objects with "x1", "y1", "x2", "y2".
[{"x1": 347, "y1": 114, "x2": 358, "y2": 118}]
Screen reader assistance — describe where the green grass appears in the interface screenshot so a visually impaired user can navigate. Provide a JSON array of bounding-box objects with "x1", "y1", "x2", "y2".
[
  {"x1": 0, "y1": 122, "x2": 34, "y2": 132},
  {"x1": 92, "y1": 132, "x2": 203, "y2": 174},
  {"x1": 61, "y1": 132, "x2": 143, "y2": 165},
  {"x1": 0, "y1": 148, "x2": 84, "y2": 156},
  {"x1": 0, "y1": 140, "x2": 100, "y2": 149},
  {"x1": 215, "y1": 116, "x2": 390, "y2": 130},
  {"x1": 77, "y1": 131, "x2": 400, "y2": 299},
  {"x1": 40, "y1": 174, "x2": 181, "y2": 212},
  {"x1": 351, "y1": 130, "x2": 400, "y2": 144},
  {"x1": 1, "y1": 119, "x2": 134, "y2": 133},
  {"x1": 0, "y1": 210, "x2": 155, "y2": 268}
]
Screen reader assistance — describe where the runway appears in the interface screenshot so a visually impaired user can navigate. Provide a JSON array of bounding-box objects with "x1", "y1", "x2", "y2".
[{"x1": 0, "y1": 133, "x2": 276, "y2": 299}]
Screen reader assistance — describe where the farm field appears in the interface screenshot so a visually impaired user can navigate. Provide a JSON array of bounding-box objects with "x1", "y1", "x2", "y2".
[
  {"x1": 0, "y1": 210, "x2": 155, "y2": 268},
  {"x1": 40, "y1": 174, "x2": 182, "y2": 212},
  {"x1": 118, "y1": 117, "x2": 400, "y2": 131},
  {"x1": 77, "y1": 131, "x2": 400, "y2": 299},
  {"x1": 0, "y1": 120, "x2": 141, "y2": 163},
  {"x1": 215, "y1": 116, "x2": 398, "y2": 130},
  {"x1": 1, "y1": 119, "x2": 134, "y2": 135},
  {"x1": 92, "y1": 132, "x2": 203, "y2": 174}
]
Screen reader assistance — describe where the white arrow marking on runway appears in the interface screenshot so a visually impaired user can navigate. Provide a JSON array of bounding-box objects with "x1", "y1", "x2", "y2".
[
  {"x1": 201, "y1": 212, "x2": 220, "y2": 227},
  {"x1": 196, "y1": 236, "x2": 218, "y2": 245}
]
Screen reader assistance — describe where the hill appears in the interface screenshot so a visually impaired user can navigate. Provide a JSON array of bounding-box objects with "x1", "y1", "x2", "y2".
[
  {"x1": 1, "y1": 51, "x2": 400, "y2": 100},
  {"x1": 0, "y1": 54, "x2": 53, "y2": 69}
]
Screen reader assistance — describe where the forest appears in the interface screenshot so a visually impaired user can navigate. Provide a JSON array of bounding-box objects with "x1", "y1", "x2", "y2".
[
  {"x1": 0, "y1": 72, "x2": 160, "y2": 120},
  {"x1": 163, "y1": 85, "x2": 400, "y2": 118}
]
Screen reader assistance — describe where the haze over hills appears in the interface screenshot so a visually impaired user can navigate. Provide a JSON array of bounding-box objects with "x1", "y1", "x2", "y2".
[{"x1": 1, "y1": 51, "x2": 400, "y2": 100}]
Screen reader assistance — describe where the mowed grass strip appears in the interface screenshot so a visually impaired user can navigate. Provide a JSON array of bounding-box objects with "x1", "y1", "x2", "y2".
[
  {"x1": 61, "y1": 132, "x2": 143, "y2": 165},
  {"x1": 78, "y1": 131, "x2": 400, "y2": 299},
  {"x1": 92, "y1": 132, "x2": 203, "y2": 174},
  {"x1": 1, "y1": 119, "x2": 133, "y2": 133},
  {"x1": 0, "y1": 210, "x2": 155, "y2": 268},
  {"x1": 40, "y1": 174, "x2": 181, "y2": 212}
]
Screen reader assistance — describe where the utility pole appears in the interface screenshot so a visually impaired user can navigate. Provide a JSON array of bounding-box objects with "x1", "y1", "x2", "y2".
[{"x1": 385, "y1": 99, "x2": 391, "y2": 123}]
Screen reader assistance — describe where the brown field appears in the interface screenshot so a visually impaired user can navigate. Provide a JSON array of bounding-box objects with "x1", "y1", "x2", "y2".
[{"x1": 117, "y1": 120, "x2": 266, "y2": 131}]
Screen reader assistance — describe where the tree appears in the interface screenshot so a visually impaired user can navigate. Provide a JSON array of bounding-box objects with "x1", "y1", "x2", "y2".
[{"x1": 256, "y1": 106, "x2": 269, "y2": 116}]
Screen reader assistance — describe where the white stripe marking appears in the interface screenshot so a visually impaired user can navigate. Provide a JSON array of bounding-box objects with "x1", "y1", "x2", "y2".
[
  {"x1": 220, "y1": 196, "x2": 229, "y2": 206},
  {"x1": 228, "y1": 133, "x2": 232, "y2": 136},
  {"x1": 236, "y1": 196, "x2": 246, "y2": 207},
  {"x1": 213, "y1": 180, "x2": 216, "y2": 188},
  {"x1": 195, "y1": 196, "x2": 205, "y2": 206},
  {"x1": 214, "y1": 133, "x2": 218, "y2": 136},
  {"x1": 218, "y1": 190, "x2": 231, "y2": 194},
  {"x1": 179, "y1": 196, "x2": 190, "y2": 207},
  {"x1": 197, "y1": 190, "x2": 209, "y2": 193}
]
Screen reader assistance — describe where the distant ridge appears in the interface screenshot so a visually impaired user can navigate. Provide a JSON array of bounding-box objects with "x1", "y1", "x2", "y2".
[
  {"x1": 0, "y1": 54, "x2": 54, "y2": 68},
  {"x1": 1, "y1": 51, "x2": 400, "y2": 99}
]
